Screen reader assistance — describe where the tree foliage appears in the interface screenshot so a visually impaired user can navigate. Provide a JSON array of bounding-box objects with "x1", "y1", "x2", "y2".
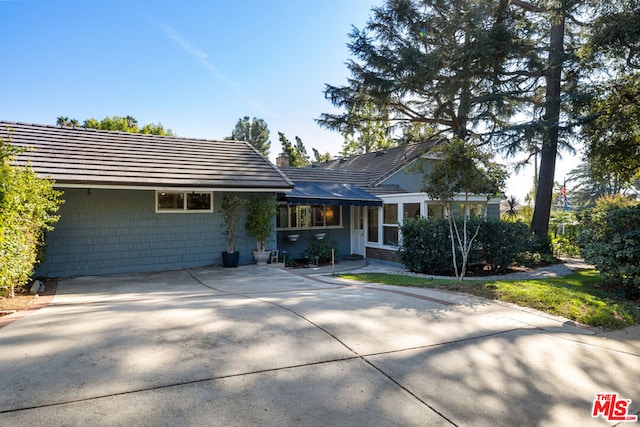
[
  {"x1": 566, "y1": 159, "x2": 638, "y2": 210},
  {"x1": 0, "y1": 133, "x2": 63, "y2": 297},
  {"x1": 581, "y1": 74, "x2": 640, "y2": 188},
  {"x1": 278, "y1": 132, "x2": 310, "y2": 167},
  {"x1": 422, "y1": 139, "x2": 506, "y2": 281},
  {"x1": 57, "y1": 115, "x2": 175, "y2": 136},
  {"x1": 339, "y1": 98, "x2": 393, "y2": 156},
  {"x1": 318, "y1": 0, "x2": 595, "y2": 239},
  {"x1": 318, "y1": 0, "x2": 531, "y2": 141},
  {"x1": 226, "y1": 116, "x2": 271, "y2": 158},
  {"x1": 583, "y1": 0, "x2": 640, "y2": 71}
]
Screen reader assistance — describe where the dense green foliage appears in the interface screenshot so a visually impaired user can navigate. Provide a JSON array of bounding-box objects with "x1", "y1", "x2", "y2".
[
  {"x1": 277, "y1": 132, "x2": 310, "y2": 167},
  {"x1": 303, "y1": 240, "x2": 340, "y2": 264},
  {"x1": 0, "y1": 136, "x2": 63, "y2": 296},
  {"x1": 477, "y1": 220, "x2": 534, "y2": 273},
  {"x1": 581, "y1": 74, "x2": 640, "y2": 188},
  {"x1": 400, "y1": 217, "x2": 535, "y2": 275},
  {"x1": 422, "y1": 139, "x2": 506, "y2": 280},
  {"x1": 220, "y1": 194, "x2": 246, "y2": 253},
  {"x1": 399, "y1": 218, "x2": 456, "y2": 275},
  {"x1": 226, "y1": 116, "x2": 271, "y2": 158},
  {"x1": 578, "y1": 196, "x2": 640, "y2": 299},
  {"x1": 245, "y1": 196, "x2": 277, "y2": 252},
  {"x1": 57, "y1": 115, "x2": 174, "y2": 136}
]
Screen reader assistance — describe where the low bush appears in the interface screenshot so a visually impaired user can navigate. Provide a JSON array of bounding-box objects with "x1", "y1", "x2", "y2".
[
  {"x1": 303, "y1": 240, "x2": 340, "y2": 264},
  {"x1": 400, "y1": 217, "x2": 535, "y2": 275},
  {"x1": 478, "y1": 219, "x2": 535, "y2": 273},
  {"x1": 578, "y1": 196, "x2": 640, "y2": 299},
  {"x1": 399, "y1": 218, "x2": 456, "y2": 275}
]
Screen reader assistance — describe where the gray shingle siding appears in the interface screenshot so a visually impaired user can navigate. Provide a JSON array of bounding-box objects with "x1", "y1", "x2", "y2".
[{"x1": 37, "y1": 189, "x2": 265, "y2": 277}]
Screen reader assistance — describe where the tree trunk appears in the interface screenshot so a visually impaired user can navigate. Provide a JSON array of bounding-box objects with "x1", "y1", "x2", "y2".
[{"x1": 531, "y1": 1, "x2": 565, "y2": 238}]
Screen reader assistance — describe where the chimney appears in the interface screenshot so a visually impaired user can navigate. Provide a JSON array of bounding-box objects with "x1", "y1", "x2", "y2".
[{"x1": 276, "y1": 154, "x2": 290, "y2": 167}]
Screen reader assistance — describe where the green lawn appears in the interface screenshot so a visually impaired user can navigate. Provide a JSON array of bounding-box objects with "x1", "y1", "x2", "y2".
[{"x1": 338, "y1": 270, "x2": 640, "y2": 330}]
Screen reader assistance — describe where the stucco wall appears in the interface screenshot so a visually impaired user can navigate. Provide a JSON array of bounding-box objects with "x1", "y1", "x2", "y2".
[{"x1": 37, "y1": 189, "x2": 264, "y2": 277}]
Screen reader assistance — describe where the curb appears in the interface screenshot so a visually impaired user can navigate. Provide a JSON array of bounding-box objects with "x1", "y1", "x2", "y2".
[{"x1": 0, "y1": 280, "x2": 57, "y2": 330}]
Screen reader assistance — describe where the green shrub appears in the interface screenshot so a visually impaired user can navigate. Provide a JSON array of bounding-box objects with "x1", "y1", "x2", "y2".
[
  {"x1": 577, "y1": 197, "x2": 640, "y2": 299},
  {"x1": 0, "y1": 135, "x2": 63, "y2": 296},
  {"x1": 477, "y1": 219, "x2": 534, "y2": 273},
  {"x1": 399, "y1": 218, "x2": 457, "y2": 275},
  {"x1": 400, "y1": 217, "x2": 536, "y2": 275},
  {"x1": 303, "y1": 240, "x2": 340, "y2": 264},
  {"x1": 549, "y1": 212, "x2": 580, "y2": 256}
]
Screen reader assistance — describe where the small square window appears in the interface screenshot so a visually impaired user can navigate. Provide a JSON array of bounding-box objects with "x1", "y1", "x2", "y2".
[
  {"x1": 187, "y1": 193, "x2": 211, "y2": 210},
  {"x1": 158, "y1": 192, "x2": 184, "y2": 210}
]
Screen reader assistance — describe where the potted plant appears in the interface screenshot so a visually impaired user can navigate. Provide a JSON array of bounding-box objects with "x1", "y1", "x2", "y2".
[
  {"x1": 220, "y1": 193, "x2": 246, "y2": 267},
  {"x1": 245, "y1": 195, "x2": 277, "y2": 265}
]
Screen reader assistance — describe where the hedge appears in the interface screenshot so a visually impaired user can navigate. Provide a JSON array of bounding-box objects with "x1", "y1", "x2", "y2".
[
  {"x1": 578, "y1": 197, "x2": 640, "y2": 299},
  {"x1": 399, "y1": 217, "x2": 535, "y2": 275},
  {"x1": 0, "y1": 136, "x2": 62, "y2": 296}
]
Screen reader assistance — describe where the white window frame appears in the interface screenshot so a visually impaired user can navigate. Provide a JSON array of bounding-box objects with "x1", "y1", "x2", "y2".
[
  {"x1": 276, "y1": 203, "x2": 343, "y2": 230},
  {"x1": 155, "y1": 191, "x2": 214, "y2": 213}
]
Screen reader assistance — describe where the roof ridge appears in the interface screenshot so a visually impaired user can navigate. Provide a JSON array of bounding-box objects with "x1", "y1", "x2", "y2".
[{"x1": 0, "y1": 121, "x2": 237, "y2": 144}]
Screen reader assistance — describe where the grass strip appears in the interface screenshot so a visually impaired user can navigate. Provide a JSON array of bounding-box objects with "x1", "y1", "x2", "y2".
[{"x1": 338, "y1": 270, "x2": 640, "y2": 330}]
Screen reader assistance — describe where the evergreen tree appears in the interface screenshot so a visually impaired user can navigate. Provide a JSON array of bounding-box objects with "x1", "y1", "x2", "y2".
[{"x1": 227, "y1": 116, "x2": 271, "y2": 158}]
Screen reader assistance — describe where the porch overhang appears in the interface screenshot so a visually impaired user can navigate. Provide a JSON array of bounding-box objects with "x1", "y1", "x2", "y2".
[{"x1": 284, "y1": 181, "x2": 382, "y2": 207}]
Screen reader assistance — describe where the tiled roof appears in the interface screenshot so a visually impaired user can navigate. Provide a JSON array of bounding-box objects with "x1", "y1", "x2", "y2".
[
  {"x1": 278, "y1": 166, "x2": 371, "y2": 187},
  {"x1": 1, "y1": 121, "x2": 294, "y2": 190},
  {"x1": 312, "y1": 139, "x2": 444, "y2": 186}
]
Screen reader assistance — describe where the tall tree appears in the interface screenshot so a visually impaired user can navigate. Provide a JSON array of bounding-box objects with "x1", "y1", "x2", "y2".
[
  {"x1": 318, "y1": 0, "x2": 530, "y2": 140},
  {"x1": 580, "y1": 74, "x2": 640, "y2": 188},
  {"x1": 226, "y1": 116, "x2": 271, "y2": 158},
  {"x1": 319, "y1": 0, "x2": 590, "y2": 239},
  {"x1": 339, "y1": 97, "x2": 393, "y2": 156},
  {"x1": 278, "y1": 132, "x2": 309, "y2": 167},
  {"x1": 566, "y1": 160, "x2": 638, "y2": 210}
]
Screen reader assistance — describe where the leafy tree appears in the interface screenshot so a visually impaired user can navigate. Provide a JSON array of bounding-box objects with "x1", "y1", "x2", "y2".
[
  {"x1": 312, "y1": 148, "x2": 332, "y2": 164},
  {"x1": 140, "y1": 123, "x2": 174, "y2": 136},
  {"x1": 339, "y1": 98, "x2": 393, "y2": 156},
  {"x1": 58, "y1": 116, "x2": 175, "y2": 136},
  {"x1": 422, "y1": 139, "x2": 506, "y2": 281},
  {"x1": 0, "y1": 132, "x2": 63, "y2": 297},
  {"x1": 318, "y1": 0, "x2": 529, "y2": 140},
  {"x1": 583, "y1": 0, "x2": 640, "y2": 72},
  {"x1": 226, "y1": 116, "x2": 271, "y2": 157},
  {"x1": 395, "y1": 122, "x2": 440, "y2": 145},
  {"x1": 318, "y1": 0, "x2": 593, "y2": 240},
  {"x1": 566, "y1": 159, "x2": 638, "y2": 210},
  {"x1": 580, "y1": 74, "x2": 640, "y2": 189},
  {"x1": 278, "y1": 132, "x2": 310, "y2": 167}
]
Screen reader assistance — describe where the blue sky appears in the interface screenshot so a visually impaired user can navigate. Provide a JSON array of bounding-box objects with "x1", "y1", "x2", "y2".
[
  {"x1": 2, "y1": 0, "x2": 374, "y2": 157},
  {"x1": 2, "y1": 0, "x2": 578, "y2": 200}
]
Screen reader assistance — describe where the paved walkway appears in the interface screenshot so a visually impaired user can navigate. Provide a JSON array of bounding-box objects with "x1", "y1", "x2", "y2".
[{"x1": 0, "y1": 261, "x2": 638, "y2": 426}]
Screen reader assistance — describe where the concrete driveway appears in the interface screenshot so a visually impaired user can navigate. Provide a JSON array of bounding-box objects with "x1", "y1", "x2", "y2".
[{"x1": 0, "y1": 265, "x2": 638, "y2": 426}]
